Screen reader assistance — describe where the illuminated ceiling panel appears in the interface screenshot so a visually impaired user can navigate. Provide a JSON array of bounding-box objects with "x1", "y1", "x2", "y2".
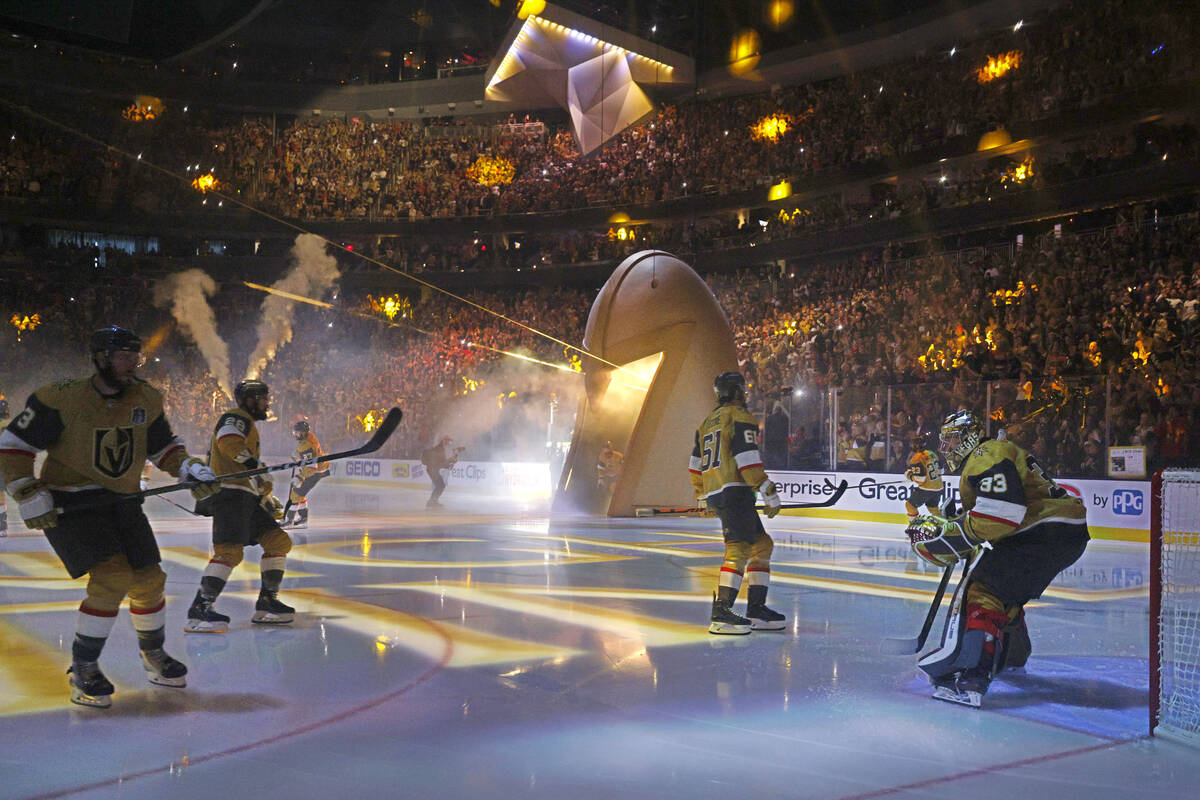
[{"x1": 484, "y1": 2, "x2": 693, "y2": 155}]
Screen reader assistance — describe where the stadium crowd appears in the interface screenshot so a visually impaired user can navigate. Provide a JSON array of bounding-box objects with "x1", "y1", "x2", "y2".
[
  {"x1": 3, "y1": 196, "x2": 1197, "y2": 478},
  {"x1": 2, "y1": 0, "x2": 1196, "y2": 230}
]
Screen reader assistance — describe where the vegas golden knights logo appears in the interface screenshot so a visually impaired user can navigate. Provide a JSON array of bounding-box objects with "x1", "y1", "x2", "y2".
[{"x1": 94, "y1": 427, "x2": 135, "y2": 478}]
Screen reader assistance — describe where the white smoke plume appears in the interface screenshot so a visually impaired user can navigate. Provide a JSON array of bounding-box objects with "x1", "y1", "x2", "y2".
[
  {"x1": 245, "y1": 233, "x2": 340, "y2": 379},
  {"x1": 152, "y1": 268, "x2": 232, "y2": 398}
]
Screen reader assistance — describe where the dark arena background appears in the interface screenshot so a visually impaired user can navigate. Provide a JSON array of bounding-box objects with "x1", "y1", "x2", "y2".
[{"x1": 1, "y1": 0, "x2": 1199, "y2": 797}]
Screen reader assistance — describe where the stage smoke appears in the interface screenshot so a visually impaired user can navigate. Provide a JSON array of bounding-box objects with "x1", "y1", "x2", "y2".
[
  {"x1": 246, "y1": 233, "x2": 340, "y2": 380},
  {"x1": 152, "y1": 268, "x2": 232, "y2": 398}
]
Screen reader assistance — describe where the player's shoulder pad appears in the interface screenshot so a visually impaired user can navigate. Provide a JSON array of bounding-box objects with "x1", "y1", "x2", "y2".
[
  {"x1": 36, "y1": 377, "x2": 90, "y2": 404},
  {"x1": 728, "y1": 406, "x2": 760, "y2": 426},
  {"x1": 216, "y1": 409, "x2": 252, "y2": 436}
]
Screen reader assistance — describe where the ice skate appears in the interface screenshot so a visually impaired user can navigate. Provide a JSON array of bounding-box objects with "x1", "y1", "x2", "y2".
[
  {"x1": 252, "y1": 590, "x2": 294, "y2": 624},
  {"x1": 141, "y1": 648, "x2": 188, "y2": 687},
  {"x1": 184, "y1": 596, "x2": 230, "y2": 633},
  {"x1": 709, "y1": 594, "x2": 751, "y2": 635},
  {"x1": 931, "y1": 667, "x2": 991, "y2": 708},
  {"x1": 67, "y1": 661, "x2": 114, "y2": 708},
  {"x1": 746, "y1": 603, "x2": 787, "y2": 631}
]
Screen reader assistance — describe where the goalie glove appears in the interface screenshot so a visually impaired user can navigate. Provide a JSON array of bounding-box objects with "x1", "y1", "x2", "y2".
[
  {"x1": 261, "y1": 494, "x2": 284, "y2": 521},
  {"x1": 759, "y1": 479, "x2": 781, "y2": 519},
  {"x1": 905, "y1": 514, "x2": 981, "y2": 568},
  {"x1": 10, "y1": 477, "x2": 58, "y2": 530},
  {"x1": 179, "y1": 457, "x2": 220, "y2": 501}
]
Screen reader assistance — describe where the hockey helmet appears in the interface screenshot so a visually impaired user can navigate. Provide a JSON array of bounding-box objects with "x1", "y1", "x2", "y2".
[
  {"x1": 713, "y1": 371, "x2": 746, "y2": 404},
  {"x1": 234, "y1": 380, "x2": 270, "y2": 406},
  {"x1": 293, "y1": 419, "x2": 311, "y2": 437},
  {"x1": 90, "y1": 326, "x2": 141, "y2": 355},
  {"x1": 939, "y1": 410, "x2": 985, "y2": 471},
  {"x1": 910, "y1": 435, "x2": 927, "y2": 452}
]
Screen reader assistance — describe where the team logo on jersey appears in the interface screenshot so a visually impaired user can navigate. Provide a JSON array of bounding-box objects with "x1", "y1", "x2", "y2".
[
  {"x1": 94, "y1": 427, "x2": 136, "y2": 478},
  {"x1": 131, "y1": 406, "x2": 146, "y2": 425}
]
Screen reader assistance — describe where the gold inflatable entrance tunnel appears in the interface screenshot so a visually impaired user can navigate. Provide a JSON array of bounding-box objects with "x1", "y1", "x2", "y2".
[{"x1": 555, "y1": 251, "x2": 738, "y2": 516}]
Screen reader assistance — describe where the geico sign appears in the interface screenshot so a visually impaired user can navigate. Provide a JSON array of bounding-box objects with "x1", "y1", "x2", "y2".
[{"x1": 343, "y1": 460, "x2": 381, "y2": 477}]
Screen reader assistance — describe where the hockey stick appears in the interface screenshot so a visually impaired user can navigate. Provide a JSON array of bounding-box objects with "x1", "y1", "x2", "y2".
[
  {"x1": 63, "y1": 408, "x2": 402, "y2": 513},
  {"x1": 280, "y1": 467, "x2": 297, "y2": 521},
  {"x1": 773, "y1": 478, "x2": 848, "y2": 510},
  {"x1": 640, "y1": 479, "x2": 850, "y2": 516},
  {"x1": 155, "y1": 493, "x2": 203, "y2": 517},
  {"x1": 880, "y1": 557, "x2": 964, "y2": 655}
]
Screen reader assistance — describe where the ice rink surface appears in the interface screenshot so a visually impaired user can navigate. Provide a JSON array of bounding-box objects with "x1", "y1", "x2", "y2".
[{"x1": 1, "y1": 482, "x2": 1197, "y2": 799}]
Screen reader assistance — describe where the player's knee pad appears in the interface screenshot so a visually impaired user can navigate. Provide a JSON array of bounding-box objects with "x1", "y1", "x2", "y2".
[
  {"x1": 127, "y1": 564, "x2": 167, "y2": 606},
  {"x1": 722, "y1": 540, "x2": 750, "y2": 571},
  {"x1": 213, "y1": 542, "x2": 245, "y2": 568},
  {"x1": 749, "y1": 532, "x2": 773, "y2": 563},
  {"x1": 85, "y1": 554, "x2": 134, "y2": 611},
  {"x1": 259, "y1": 527, "x2": 293, "y2": 557}
]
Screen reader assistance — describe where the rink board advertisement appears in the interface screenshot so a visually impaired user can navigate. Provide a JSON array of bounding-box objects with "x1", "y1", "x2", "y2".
[
  {"x1": 764, "y1": 470, "x2": 1151, "y2": 542},
  {"x1": 325, "y1": 457, "x2": 552, "y2": 499}
]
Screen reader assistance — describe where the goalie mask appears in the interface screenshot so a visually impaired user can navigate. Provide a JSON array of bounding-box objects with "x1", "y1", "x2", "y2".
[{"x1": 939, "y1": 410, "x2": 985, "y2": 471}]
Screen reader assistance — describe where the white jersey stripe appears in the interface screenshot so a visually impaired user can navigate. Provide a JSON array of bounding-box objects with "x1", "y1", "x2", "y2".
[
  {"x1": 733, "y1": 450, "x2": 763, "y2": 470},
  {"x1": 971, "y1": 496, "x2": 1025, "y2": 525}
]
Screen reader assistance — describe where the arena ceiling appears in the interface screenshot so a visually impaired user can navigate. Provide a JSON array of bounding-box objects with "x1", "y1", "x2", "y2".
[{"x1": 0, "y1": 1, "x2": 964, "y2": 69}]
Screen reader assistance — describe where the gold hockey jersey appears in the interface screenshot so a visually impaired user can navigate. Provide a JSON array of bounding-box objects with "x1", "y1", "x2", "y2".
[
  {"x1": 907, "y1": 449, "x2": 944, "y2": 491},
  {"x1": 207, "y1": 407, "x2": 260, "y2": 493},
  {"x1": 688, "y1": 404, "x2": 769, "y2": 499},
  {"x1": 294, "y1": 432, "x2": 328, "y2": 480},
  {"x1": 957, "y1": 438, "x2": 1087, "y2": 543},
  {"x1": 0, "y1": 378, "x2": 188, "y2": 493}
]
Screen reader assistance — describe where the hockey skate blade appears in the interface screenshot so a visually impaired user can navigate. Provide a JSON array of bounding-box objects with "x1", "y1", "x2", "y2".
[
  {"x1": 69, "y1": 688, "x2": 112, "y2": 708},
  {"x1": 931, "y1": 685, "x2": 982, "y2": 708},
  {"x1": 749, "y1": 618, "x2": 787, "y2": 631},
  {"x1": 146, "y1": 673, "x2": 187, "y2": 688},
  {"x1": 183, "y1": 621, "x2": 228, "y2": 634},
  {"x1": 708, "y1": 621, "x2": 751, "y2": 635},
  {"x1": 880, "y1": 636, "x2": 922, "y2": 655},
  {"x1": 251, "y1": 611, "x2": 294, "y2": 624}
]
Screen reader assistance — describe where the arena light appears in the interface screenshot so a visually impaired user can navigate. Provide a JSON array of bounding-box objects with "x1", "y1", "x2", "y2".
[
  {"x1": 767, "y1": 180, "x2": 792, "y2": 202},
  {"x1": 10, "y1": 312, "x2": 40, "y2": 341},
  {"x1": 191, "y1": 172, "x2": 220, "y2": 193},
  {"x1": 751, "y1": 113, "x2": 794, "y2": 142},
  {"x1": 977, "y1": 51, "x2": 1021, "y2": 83}
]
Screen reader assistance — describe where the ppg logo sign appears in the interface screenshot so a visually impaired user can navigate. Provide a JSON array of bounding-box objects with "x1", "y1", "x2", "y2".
[{"x1": 1112, "y1": 489, "x2": 1143, "y2": 515}]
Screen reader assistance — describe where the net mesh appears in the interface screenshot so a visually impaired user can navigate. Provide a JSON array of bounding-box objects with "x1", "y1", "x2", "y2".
[{"x1": 1157, "y1": 469, "x2": 1200, "y2": 745}]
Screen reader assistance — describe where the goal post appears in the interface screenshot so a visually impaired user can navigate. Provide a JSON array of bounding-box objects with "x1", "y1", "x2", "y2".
[{"x1": 1150, "y1": 468, "x2": 1200, "y2": 745}]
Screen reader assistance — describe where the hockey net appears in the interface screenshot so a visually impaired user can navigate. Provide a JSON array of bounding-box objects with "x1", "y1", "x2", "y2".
[{"x1": 1151, "y1": 468, "x2": 1200, "y2": 745}]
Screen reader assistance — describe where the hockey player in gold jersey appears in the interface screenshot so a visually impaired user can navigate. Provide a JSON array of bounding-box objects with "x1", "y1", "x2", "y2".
[
  {"x1": 0, "y1": 327, "x2": 219, "y2": 707},
  {"x1": 905, "y1": 410, "x2": 1090, "y2": 706},
  {"x1": 282, "y1": 419, "x2": 328, "y2": 528},
  {"x1": 185, "y1": 380, "x2": 294, "y2": 633},
  {"x1": 689, "y1": 372, "x2": 786, "y2": 634},
  {"x1": 903, "y1": 436, "x2": 945, "y2": 520}
]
